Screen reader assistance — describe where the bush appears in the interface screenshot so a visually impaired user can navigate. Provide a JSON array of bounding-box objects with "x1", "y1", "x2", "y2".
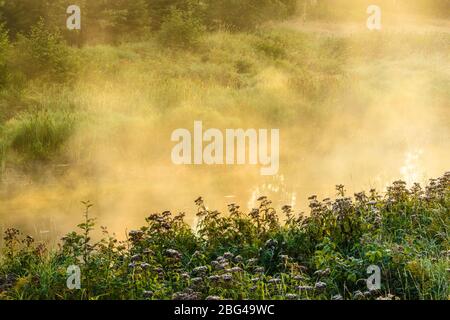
[
  {"x1": 158, "y1": 8, "x2": 205, "y2": 49},
  {"x1": 13, "y1": 19, "x2": 77, "y2": 82}
]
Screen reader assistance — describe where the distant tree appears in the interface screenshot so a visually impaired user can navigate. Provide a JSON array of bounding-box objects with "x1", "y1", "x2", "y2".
[
  {"x1": 0, "y1": 0, "x2": 48, "y2": 36},
  {"x1": 205, "y1": 0, "x2": 297, "y2": 31}
]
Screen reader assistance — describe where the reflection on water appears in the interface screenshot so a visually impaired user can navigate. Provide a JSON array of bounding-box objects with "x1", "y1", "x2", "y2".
[{"x1": 248, "y1": 175, "x2": 297, "y2": 210}]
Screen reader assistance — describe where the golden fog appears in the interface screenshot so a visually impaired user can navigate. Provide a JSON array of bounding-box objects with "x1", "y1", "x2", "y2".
[{"x1": 0, "y1": 10, "x2": 449, "y2": 241}]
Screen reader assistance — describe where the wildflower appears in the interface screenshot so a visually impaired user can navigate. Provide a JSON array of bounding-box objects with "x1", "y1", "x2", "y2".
[
  {"x1": 314, "y1": 268, "x2": 330, "y2": 277},
  {"x1": 222, "y1": 274, "x2": 233, "y2": 282},
  {"x1": 206, "y1": 296, "x2": 222, "y2": 301},
  {"x1": 165, "y1": 249, "x2": 182, "y2": 260},
  {"x1": 181, "y1": 272, "x2": 190, "y2": 280},
  {"x1": 128, "y1": 230, "x2": 144, "y2": 239},
  {"x1": 221, "y1": 261, "x2": 230, "y2": 268},
  {"x1": 363, "y1": 291, "x2": 373, "y2": 298},
  {"x1": 254, "y1": 267, "x2": 265, "y2": 273},
  {"x1": 234, "y1": 255, "x2": 243, "y2": 263},
  {"x1": 247, "y1": 258, "x2": 258, "y2": 265},
  {"x1": 191, "y1": 277, "x2": 203, "y2": 285},
  {"x1": 192, "y1": 250, "x2": 202, "y2": 258},
  {"x1": 336, "y1": 184, "x2": 346, "y2": 197},
  {"x1": 367, "y1": 288, "x2": 380, "y2": 296},
  {"x1": 265, "y1": 239, "x2": 278, "y2": 248},
  {"x1": 223, "y1": 252, "x2": 234, "y2": 260},
  {"x1": 251, "y1": 277, "x2": 260, "y2": 282},
  {"x1": 353, "y1": 291, "x2": 365, "y2": 300},
  {"x1": 376, "y1": 294, "x2": 399, "y2": 300},
  {"x1": 230, "y1": 267, "x2": 243, "y2": 273},
  {"x1": 172, "y1": 289, "x2": 201, "y2": 300},
  {"x1": 24, "y1": 235, "x2": 34, "y2": 247},
  {"x1": 250, "y1": 208, "x2": 259, "y2": 219},
  {"x1": 128, "y1": 262, "x2": 137, "y2": 269},
  {"x1": 298, "y1": 265, "x2": 308, "y2": 272},
  {"x1": 332, "y1": 294, "x2": 343, "y2": 300},
  {"x1": 194, "y1": 197, "x2": 204, "y2": 206},
  {"x1": 213, "y1": 263, "x2": 225, "y2": 271},
  {"x1": 131, "y1": 254, "x2": 142, "y2": 262},
  {"x1": 208, "y1": 275, "x2": 221, "y2": 282},
  {"x1": 143, "y1": 249, "x2": 154, "y2": 255},
  {"x1": 281, "y1": 205, "x2": 292, "y2": 216},
  {"x1": 292, "y1": 275, "x2": 305, "y2": 281},
  {"x1": 285, "y1": 294, "x2": 297, "y2": 300},
  {"x1": 140, "y1": 263, "x2": 151, "y2": 270},
  {"x1": 192, "y1": 266, "x2": 208, "y2": 276},
  {"x1": 143, "y1": 290, "x2": 154, "y2": 298},
  {"x1": 296, "y1": 285, "x2": 314, "y2": 292},
  {"x1": 268, "y1": 278, "x2": 281, "y2": 284}
]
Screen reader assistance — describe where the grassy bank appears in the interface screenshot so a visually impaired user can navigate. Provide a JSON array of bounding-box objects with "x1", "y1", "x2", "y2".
[{"x1": 1, "y1": 23, "x2": 449, "y2": 176}]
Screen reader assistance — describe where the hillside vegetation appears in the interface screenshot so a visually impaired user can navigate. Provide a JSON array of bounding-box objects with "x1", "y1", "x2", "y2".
[{"x1": 0, "y1": 0, "x2": 449, "y2": 300}]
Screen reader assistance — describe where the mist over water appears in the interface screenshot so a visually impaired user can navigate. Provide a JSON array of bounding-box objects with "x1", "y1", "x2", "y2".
[{"x1": 0, "y1": 15, "x2": 449, "y2": 242}]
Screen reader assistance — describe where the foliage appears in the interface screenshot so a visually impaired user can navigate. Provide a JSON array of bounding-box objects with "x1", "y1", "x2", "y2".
[{"x1": 0, "y1": 173, "x2": 448, "y2": 300}]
